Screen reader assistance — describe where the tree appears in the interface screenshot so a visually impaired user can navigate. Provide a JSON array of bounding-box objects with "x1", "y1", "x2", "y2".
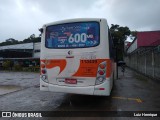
[
  {"x1": 110, "y1": 24, "x2": 131, "y2": 60},
  {"x1": 130, "y1": 30, "x2": 137, "y2": 40},
  {"x1": 0, "y1": 35, "x2": 41, "y2": 46},
  {"x1": 0, "y1": 38, "x2": 19, "y2": 46},
  {"x1": 29, "y1": 34, "x2": 35, "y2": 40},
  {"x1": 23, "y1": 34, "x2": 41, "y2": 43}
]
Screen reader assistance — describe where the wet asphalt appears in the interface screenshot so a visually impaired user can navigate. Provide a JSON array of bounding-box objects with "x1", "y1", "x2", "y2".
[{"x1": 0, "y1": 68, "x2": 160, "y2": 119}]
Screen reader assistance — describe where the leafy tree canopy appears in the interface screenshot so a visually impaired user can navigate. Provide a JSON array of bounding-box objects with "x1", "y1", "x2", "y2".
[
  {"x1": 110, "y1": 24, "x2": 131, "y2": 60},
  {"x1": 110, "y1": 24, "x2": 131, "y2": 45}
]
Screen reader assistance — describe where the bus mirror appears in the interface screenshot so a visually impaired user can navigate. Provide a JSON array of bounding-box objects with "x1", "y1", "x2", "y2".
[{"x1": 39, "y1": 28, "x2": 43, "y2": 33}]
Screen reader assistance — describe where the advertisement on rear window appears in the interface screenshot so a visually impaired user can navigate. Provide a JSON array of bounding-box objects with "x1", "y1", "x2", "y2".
[{"x1": 45, "y1": 22, "x2": 100, "y2": 48}]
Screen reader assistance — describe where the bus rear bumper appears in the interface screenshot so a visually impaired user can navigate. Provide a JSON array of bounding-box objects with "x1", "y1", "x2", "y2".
[
  {"x1": 40, "y1": 79, "x2": 111, "y2": 96},
  {"x1": 40, "y1": 79, "x2": 94, "y2": 95},
  {"x1": 49, "y1": 84, "x2": 94, "y2": 95}
]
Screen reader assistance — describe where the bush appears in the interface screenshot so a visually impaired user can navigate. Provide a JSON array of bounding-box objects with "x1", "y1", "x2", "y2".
[
  {"x1": 14, "y1": 64, "x2": 22, "y2": 71},
  {"x1": 2, "y1": 61, "x2": 11, "y2": 70}
]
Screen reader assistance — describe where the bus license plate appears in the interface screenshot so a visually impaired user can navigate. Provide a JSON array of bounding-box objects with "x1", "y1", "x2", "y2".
[{"x1": 65, "y1": 79, "x2": 77, "y2": 84}]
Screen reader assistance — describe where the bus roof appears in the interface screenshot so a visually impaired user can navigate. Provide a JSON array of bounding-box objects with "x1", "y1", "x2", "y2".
[{"x1": 43, "y1": 18, "x2": 107, "y2": 27}]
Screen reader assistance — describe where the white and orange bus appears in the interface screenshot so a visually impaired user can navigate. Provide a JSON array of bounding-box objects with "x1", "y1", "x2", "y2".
[{"x1": 40, "y1": 18, "x2": 117, "y2": 96}]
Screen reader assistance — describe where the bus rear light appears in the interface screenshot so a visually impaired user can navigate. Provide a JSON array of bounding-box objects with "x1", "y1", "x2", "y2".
[
  {"x1": 41, "y1": 75, "x2": 47, "y2": 80},
  {"x1": 99, "y1": 88, "x2": 105, "y2": 90},
  {"x1": 95, "y1": 77, "x2": 105, "y2": 85},
  {"x1": 99, "y1": 64, "x2": 105, "y2": 69},
  {"x1": 41, "y1": 69, "x2": 46, "y2": 74},
  {"x1": 98, "y1": 77, "x2": 104, "y2": 82},
  {"x1": 98, "y1": 70, "x2": 104, "y2": 75},
  {"x1": 96, "y1": 61, "x2": 106, "y2": 85},
  {"x1": 41, "y1": 64, "x2": 45, "y2": 68},
  {"x1": 41, "y1": 75, "x2": 48, "y2": 83}
]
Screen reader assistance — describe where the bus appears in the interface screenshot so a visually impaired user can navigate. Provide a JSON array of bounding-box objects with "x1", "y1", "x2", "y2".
[{"x1": 40, "y1": 18, "x2": 117, "y2": 96}]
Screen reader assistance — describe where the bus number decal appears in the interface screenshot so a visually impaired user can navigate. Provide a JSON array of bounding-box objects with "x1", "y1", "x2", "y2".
[
  {"x1": 81, "y1": 60, "x2": 97, "y2": 63},
  {"x1": 73, "y1": 59, "x2": 110, "y2": 77}
]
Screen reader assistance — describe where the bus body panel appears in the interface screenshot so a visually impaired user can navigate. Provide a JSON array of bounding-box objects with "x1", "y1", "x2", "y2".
[{"x1": 40, "y1": 18, "x2": 114, "y2": 96}]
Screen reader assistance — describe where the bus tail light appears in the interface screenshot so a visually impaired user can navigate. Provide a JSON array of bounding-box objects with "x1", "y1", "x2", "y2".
[
  {"x1": 99, "y1": 88, "x2": 105, "y2": 90},
  {"x1": 99, "y1": 64, "x2": 105, "y2": 69},
  {"x1": 98, "y1": 70, "x2": 104, "y2": 75},
  {"x1": 41, "y1": 64, "x2": 45, "y2": 68},
  {"x1": 41, "y1": 69, "x2": 46, "y2": 74},
  {"x1": 41, "y1": 75, "x2": 48, "y2": 83},
  {"x1": 41, "y1": 75, "x2": 47, "y2": 80},
  {"x1": 95, "y1": 61, "x2": 106, "y2": 85},
  {"x1": 40, "y1": 62, "x2": 48, "y2": 83}
]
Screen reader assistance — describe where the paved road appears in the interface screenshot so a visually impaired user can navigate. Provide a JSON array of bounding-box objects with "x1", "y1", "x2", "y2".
[{"x1": 0, "y1": 68, "x2": 160, "y2": 119}]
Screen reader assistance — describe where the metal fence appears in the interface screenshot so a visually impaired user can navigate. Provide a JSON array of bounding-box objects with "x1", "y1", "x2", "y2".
[{"x1": 125, "y1": 46, "x2": 160, "y2": 80}]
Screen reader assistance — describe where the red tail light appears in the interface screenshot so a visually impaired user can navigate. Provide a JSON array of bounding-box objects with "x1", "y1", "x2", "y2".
[
  {"x1": 41, "y1": 69, "x2": 46, "y2": 74},
  {"x1": 99, "y1": 88, "x2": 105, "y2": 90},
  {"x1": 41, "y1": 64, "x2": 45, "y2": 68},
  {"x1": 98, "y1": 70, "x2": 104, "y2": 75},
  {"x1": 99, "y1": 64, "x2": 105, "y2": 69}
]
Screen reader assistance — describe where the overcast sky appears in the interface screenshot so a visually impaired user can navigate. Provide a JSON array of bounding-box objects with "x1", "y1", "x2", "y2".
[{"x1": 0, "y1": 0, "x2": 160, "y2": 42}]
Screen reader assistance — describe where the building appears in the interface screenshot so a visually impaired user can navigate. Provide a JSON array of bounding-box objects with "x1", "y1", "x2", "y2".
[
  {"x1": 0, "y1": 42, "x2": 41, "y2": 58},
  {"x1": 0, "y1": 42, "x2": 41, "y2": 68},
  {"x1": 127, "y1": 31, "x2": 160, "y2": 54},
  {"x1": 125, "y1": 31, "x2": 160, "y2": 80},
  {"x1": 33, "y1": 42, "x2": 41, "y2": 58}
]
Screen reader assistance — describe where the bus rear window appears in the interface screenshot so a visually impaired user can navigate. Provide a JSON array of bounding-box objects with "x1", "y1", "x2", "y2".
[{"x1": 45, "y1": 22, "x2": 100, "y2": 48}]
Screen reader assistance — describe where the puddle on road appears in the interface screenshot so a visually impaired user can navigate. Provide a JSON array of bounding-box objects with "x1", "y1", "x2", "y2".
[
  {"x1": 0, "y1": 85, "x2": 22, "y2": 95},
  {"x1": 6, "y1": 79, "x2": 13, "y2": 80}
]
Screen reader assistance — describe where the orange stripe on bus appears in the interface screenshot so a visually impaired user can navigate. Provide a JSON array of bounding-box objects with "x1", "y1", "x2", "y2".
[
  {"x1": 73, "y1": 59, "x2": 112, "y2": 77},
  {"x1": 40, "y1": 59, "x2": 66, "y2": 74}
]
